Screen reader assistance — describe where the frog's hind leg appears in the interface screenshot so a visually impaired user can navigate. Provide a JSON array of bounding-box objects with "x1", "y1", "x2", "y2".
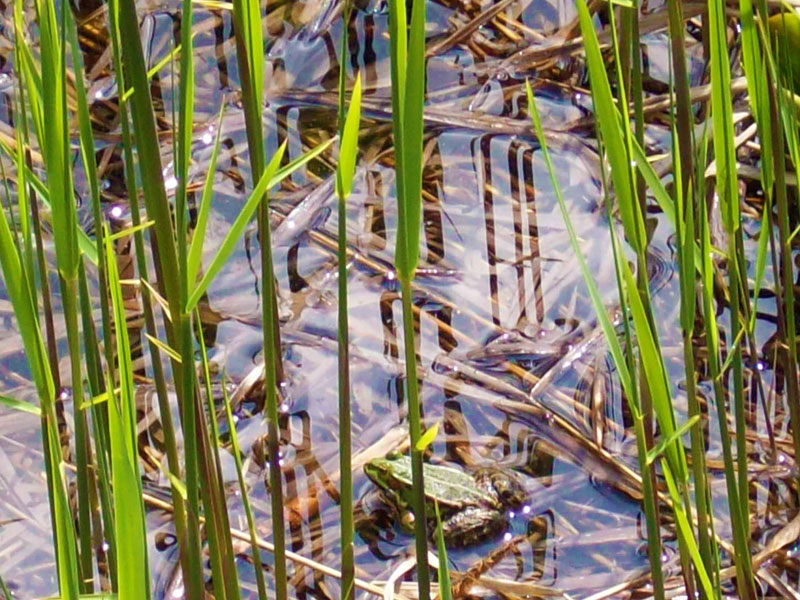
[{"x1": 439, "y1": 507, "x2": 509, "y2": 548}]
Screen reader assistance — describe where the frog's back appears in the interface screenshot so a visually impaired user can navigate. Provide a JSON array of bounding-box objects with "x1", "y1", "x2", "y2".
[
  {"x1": 422, "y1": 461, "x2": 500, "y2": 509},
  {"x1": 377, "y1": 455, "x2": 500, "y2": 509}
]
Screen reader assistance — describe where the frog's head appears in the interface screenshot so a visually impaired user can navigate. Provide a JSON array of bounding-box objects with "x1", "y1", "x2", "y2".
[{"x1": 364, "y1": 451, "x2": 408, "y2": 495}]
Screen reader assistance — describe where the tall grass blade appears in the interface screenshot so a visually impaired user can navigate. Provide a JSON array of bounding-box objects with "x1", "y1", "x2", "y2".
[
  {"x1": 186, "y1": 141, "x2": 287, "y2": 312},
  {"x1": 0, "y1": 113, "x2": 79, "y2": 600},
  {"x1": 336, "y1": 1, "x2": 362, "y2": 586},
  {"x1": 187, "y1": 104, "x2": 226, "y2": 287},
  {"x1": 31, "y1": 0, "x2": 96, "y2": 587},
  {"x1": 104, "y1": 227, "x2": 150, "y2": 598},
  {"x1": 707, "y1": 0, "x2": 757, "y2": 594},
  {"x1": 221, "y1": 375, "x2": 269, "y2": 599},
  {"x1": 109, "y1": 0, "x2": 204, "y2": 592},
  {"x1": 387, "y1": 0, "x2": 429, "y2": 594},
  {"x1": 526, "y1": 79, "x2": 665, "y2": 598}
]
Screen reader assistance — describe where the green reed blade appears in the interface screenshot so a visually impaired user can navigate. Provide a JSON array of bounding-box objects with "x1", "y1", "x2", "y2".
[
  {"x1": 708, "y1": 0, "x2": 758, "y2": 594},
  {"x1": 755, "y1": 2, "x2": 800, "y2": 465},
  {"x1": 525, "y1": 82, "x2": 636, "y2": 418},
  {"x1": 574, "y1": 0, "x2": 642, "y2": 254},
  {"x1": 646, "y1": 416, "x2": 699, "y2": 466},
  {"x1": 387, "y1": 0, "x2": 429, "y2": 594},
  {"x1": 0, "y1": 393, "x2": 41, "y2": 416},
  {"x1": 0, "y1": 573, "x2": 11, "y2": 600},
  {"x1": 670, "y1": 113, "x2": 717, "y2": 593},
  {"x1": 188, "y1": 104, "x2": 226, "y2": 287},
  {"x1": 220, "y1": 376, "x2": 269, "y2": 599},
  {"x1": 186, "y1": 141, "x2": 286, "y2": 312},
  {"x1": 338, "y1": 76, "x2": 362, "y2": 201},
  {"x1": 175, "y1": 0, "x2": 194, "y2": 335},
  {"x1": 194, "y1": 319, "x2": 242, "y2": 600},
  {"x1": 185, "y1": 137, "x2": 332, "y2": 313},
  {"x1": 77, "y1": 263, "x2": 118, "y2": 589},
  {"x1": 65, "y1": 14, "x2": 113, "y2": 530},
  {"x1": 230, "y1": 0, "x2": 265, "y2": 173},
  {"x1": 0, "y1": 121, "x2": 79, "y2": 600},
  {"x1": 527, "y1": 78, "x2": 669, "y2": 598},
  {"x1": 108, "y1": 0, "x2": 203, "y2": 593},
  {"x1": 103, "y1": 226, "x2": 150, "y2": 599},
  {"x1": 115, "y1": 0, "x2": 182, "y2": 312},
  {"x1": 582, "y1": 0, "x2": 692, "y2": 486},
  {"x1": 698, "y1": 201, "x2": 753, "y2": 598},
  {"x1": 665, "y1": 0, "x2": 696, "y2": 204},
  {"x1": 661, "y1": 461, "x2": 714, "y2": 598},
  {"x1": 8, "y1": 27, "x2": 76, "y2": 593},
  {"x1": 433, "y1": 502, "x2": 452, "y2": 600},
  {"x1": 336, "y1": 10, "x2": 362, "y2": 589},
  {"x1": 34, "y1": 0, "x2": 96, "y2": 587},
  {"x1": 394, "y1": 0, "x2": 425, "y2": 283},
  {"x1": 620, "y1": 256, "x2": 684, "y2": 476}
]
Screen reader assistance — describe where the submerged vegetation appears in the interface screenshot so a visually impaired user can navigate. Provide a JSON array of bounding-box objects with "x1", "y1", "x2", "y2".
[{"x1": 1, "y1": 0, "x2": 800, "y2": 597}]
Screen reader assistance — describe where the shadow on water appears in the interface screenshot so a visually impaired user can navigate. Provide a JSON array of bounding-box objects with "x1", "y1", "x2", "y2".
[{"x1": 0, "y1": 0, "x2": 798, "y2": 598}]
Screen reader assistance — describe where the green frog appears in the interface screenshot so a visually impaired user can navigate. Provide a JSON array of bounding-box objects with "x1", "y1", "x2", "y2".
[{"x1": 364, "y1": 452, "x2": 526, "y2": 547}]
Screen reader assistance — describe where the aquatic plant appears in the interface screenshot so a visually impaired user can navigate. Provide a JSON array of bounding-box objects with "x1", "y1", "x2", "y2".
[{"x1": 0, "y1": 0, "x2": 798, "y2": 598}]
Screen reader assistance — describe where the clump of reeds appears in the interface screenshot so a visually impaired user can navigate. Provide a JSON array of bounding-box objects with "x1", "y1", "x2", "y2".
[{"x1": 0, "y1": 0, "x2": 797, "y2": 598}]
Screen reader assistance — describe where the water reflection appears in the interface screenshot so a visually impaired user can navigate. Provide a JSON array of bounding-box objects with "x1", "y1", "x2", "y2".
[{"x1": 0, "y1": 0, "x2": 797, "y2": 597}]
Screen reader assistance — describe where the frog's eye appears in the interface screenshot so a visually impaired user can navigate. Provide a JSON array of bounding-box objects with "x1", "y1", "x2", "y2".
[{"x1": 386, "y1": 450, "x2": 402, "y2": 460}]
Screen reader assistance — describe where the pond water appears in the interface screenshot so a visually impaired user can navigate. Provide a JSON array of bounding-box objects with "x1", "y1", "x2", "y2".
[{"x1": 0, "y1": 0, "x2": 797, "y2": 598}]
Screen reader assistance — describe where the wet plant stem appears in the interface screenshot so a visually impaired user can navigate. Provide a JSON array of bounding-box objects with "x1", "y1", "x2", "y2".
[
  {"x1": 106, "y1": 14, "x2": 199, "y2": 596},
  {"x1": 399, "y1": 277, "x2": 430, "y2": 600},
  {"x1": 260, "y1": 202, "x2": 288, "y2": 600},
  {"x1": 112, "y1": 0, "x2": 208, "y2": 592},
  {"x1": 59, "y1": 278, "x2": 94, "y2": 592},
  {"x1": 337, "y1": 4, "x2": 357, "y2": 597},
  {"x1": 338, "y1": 193, "x2": 355, "y2": 600},
  {"x1": 768, "y1": 78, "x2": 800, "y2": 464}
]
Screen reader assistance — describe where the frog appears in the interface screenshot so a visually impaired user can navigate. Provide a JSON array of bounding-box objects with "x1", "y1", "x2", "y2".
[{"x1": 363, "y1": 451, "x2": 526, "y2": 547}]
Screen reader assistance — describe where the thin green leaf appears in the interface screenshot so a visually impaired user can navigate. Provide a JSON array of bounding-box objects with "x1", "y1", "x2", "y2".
[
  {"x1": 526, "y1": 80, "x2": 636, "y2": 413},
  {"x1": 144, "y1": 334, "x2": 183, "y2": 363},
  {"x1": 646, "y1": 415, "x2": 699, "y2": 466},
  {"x1": 337, "y1": 74, "x2": 362, "y2": 200},
  {"x1": 104, "y1": 225, "x2": 150, "y2": 598},
  {"x1": 0, "y1": 393, "x2": 41, "y2": 416},
  {"x1": 662, "y1": 461, "x2": 715, "y2": 598},
  {"x1": 187, "y1": 103, "x2": 226, "y2": 286},
  {"x1": 415, "y1": 421, "x2": 439, "y2": 452},
  {"x1": 187, "y1": 141, "x2": 287, "y2": 312},
  {"x1": 434, "y1": 501, "x2": 453, "y2": 600}
]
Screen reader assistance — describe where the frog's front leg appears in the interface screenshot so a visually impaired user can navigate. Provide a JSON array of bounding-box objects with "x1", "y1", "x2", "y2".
[
  {"x1": 398, "y1": 509, "x2": 417, "y2": 535},
  {"x1": 438, "y1": 507, "x2": 509, "y2": 548}
]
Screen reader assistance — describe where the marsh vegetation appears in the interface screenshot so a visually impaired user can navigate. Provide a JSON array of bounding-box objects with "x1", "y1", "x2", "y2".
[{"x1": 0, "y1": 0, "x2": 799, "y2": 598}]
